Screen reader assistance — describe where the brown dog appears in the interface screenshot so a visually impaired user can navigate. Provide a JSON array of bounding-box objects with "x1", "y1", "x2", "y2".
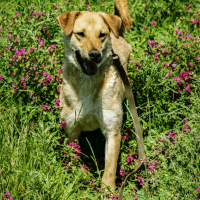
[{"x1": 57, "y1": 0, "x2": 132, "y2": 189}]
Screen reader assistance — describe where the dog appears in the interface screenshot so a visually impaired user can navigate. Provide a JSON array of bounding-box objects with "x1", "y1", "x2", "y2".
[{"x1": 57, "y1": 0, "x2": 132, "y2": 189}]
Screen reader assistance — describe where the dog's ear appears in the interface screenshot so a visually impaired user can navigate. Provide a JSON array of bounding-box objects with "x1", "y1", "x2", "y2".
[
  {"x1": 57, "y1": 11, "x2": 80, "y2": 35},
  {"x1": 101, "y1": 13, "x2": 122, "y2": 39}
]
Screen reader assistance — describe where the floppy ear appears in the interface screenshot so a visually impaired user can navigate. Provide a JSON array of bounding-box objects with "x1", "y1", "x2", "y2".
[
  {"x1": 57, "y1": 11, "x2": 80, "y2": 35},
  {"x1": 101, "y1": 13, "x2": 122, "y2": 39}
]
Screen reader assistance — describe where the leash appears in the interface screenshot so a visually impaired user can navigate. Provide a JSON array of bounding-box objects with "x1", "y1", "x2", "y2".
[{"x1": 111, "y1": 49, "x2": 145, "y2": 200}]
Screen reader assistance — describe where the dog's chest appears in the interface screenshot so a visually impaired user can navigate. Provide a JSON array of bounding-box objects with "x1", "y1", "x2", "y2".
[{"x1": 62, "y1": 71, "x2": 121, "y2": 131}]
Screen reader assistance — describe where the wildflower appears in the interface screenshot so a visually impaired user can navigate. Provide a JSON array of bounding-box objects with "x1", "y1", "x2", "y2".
[
  {"x1": 68, "y1": 142, "x2": 81, "y2": 151},
  {"x1": 155, "y1": 160, "x2": 159, "y2": 165},
  {"x1": 0, "y1": 74, "x2": 4, "y2": 80},
  {"x1": 4, "y1": 192, "x2": 10, "y2": 198},
  {"x1": 189, "y1": 62, "x2": 194, "y2": 66},
  {"x1": 41, "y1": 105, "x2": 50, "y2": 112},
  {"x1": 182, "y1": 118, "x2": 187, "y2": 124},
  {"x1": 182, "y1": 125, "x2": 191, "y2": 132},
  {"x1": 137, "y1": 176, "x2": 143, "y2": 185},
  {"x1": 175, "y1": 30, "x2": 179, "y2": 33},
  {"x1": 12, "y1": 73, "x2": 15, "y2": 76},
  {"x1": 119, "y1": 170, "x2": 126, "y2": 177},
  {"x1": 55, "y1": 98, "x2": 60, "y2": 108},
  {"x1": 15, "y1": 11, "x2": 19, "y2": 16},
  {"x1": 57, "y1": 87, "x2": 61, "y2": 94},
  {"x1": 54, "y1": 4, "x2": 60, "y2": 9},
  {"x1": 62, "y1": 121, "x2": 67, "y2": 128},
  {"x1": 20, "y1": 77, "x2": 27, "y2": 82},
  {"x1": 81, "y1": 165, "x2": 88, "y2": 170},
  {"x1": 126, "y1": 156, "x2": 134, "y2": 164},
  {"x1": 14, "y1": 38, "x2": 18, "y2": 42},
  {"x1": 7, "y1": 34, "x2": 12, "y2": 39},
  {"x1": 154, "y1": 53, "x2": 159, "y2": 59},
  {"x1": 57, "y1": 69, "x2": 62, "y2": 74},
  {"x1": 186, "y1": 5, "x2": 192, "y2": 9},
  {"x1": 166, "y1": 73, "x2": 171, "y2": 77},
  {"x1": 100, "y1": 1, "x2": 103, "y2": 4},
  {"x1": 86, "y1": 4, "x2": 90, "y2": 7},
  {"x1": 168, "y1": 131, "x2": 177, "y2": 138},
  {"x1": 184, "y1": 84, "x2": 191, "y2": 93},
  {"x1": 142, "y1": 26, "x2": 147, "y2": 30},
  {"x1": 151, "y1": 21, "x2": 156, "y2": 25},
  {"x1": 172, "y1": 62, "x2": 177, "y2": 67},
  {"x1": 146, "y1": 5, "x2": 149, "y2": 8},
  {"x1": 197, "y1": 187, "x2": 200, "y2": 193}
]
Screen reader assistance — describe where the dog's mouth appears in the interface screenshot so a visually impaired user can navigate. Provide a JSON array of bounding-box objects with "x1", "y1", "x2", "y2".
[{"x1": 75, "y1": 51, "x2": 98, "y2": 76}]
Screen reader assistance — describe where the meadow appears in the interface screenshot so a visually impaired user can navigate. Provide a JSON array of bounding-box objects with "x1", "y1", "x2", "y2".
[{"x1": 0, "y1": 0, "x2": 200, "y2": 199}]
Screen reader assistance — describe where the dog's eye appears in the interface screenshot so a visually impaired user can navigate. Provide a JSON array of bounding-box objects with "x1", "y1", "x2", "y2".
[
  {"x1": 77, "y1": 32, "x2": 84, "y2": 37},
  {"x1": 99, "y1": 33, "x2": 106, "y2": 38}
]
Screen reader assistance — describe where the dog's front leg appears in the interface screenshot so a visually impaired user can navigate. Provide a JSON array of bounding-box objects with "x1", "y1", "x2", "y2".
[{"x1": 102, "y1": 133, "x2": 121, "y2": 188}]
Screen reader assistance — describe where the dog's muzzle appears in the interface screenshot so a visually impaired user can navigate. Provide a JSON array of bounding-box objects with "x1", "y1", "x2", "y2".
[{"x1": 75, "y1": 50, "x2": 101, "y2": 76}]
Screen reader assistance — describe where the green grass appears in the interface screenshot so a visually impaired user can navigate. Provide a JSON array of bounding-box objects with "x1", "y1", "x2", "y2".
[{"x1": 0, "y1": 0, "x2": 200, "y2": 199}]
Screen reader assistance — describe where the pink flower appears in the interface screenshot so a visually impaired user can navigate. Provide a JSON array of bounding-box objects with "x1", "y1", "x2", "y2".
[
  {"x1": 55, "y1": 98, "x2": 60, "y2": 108},
  {"x1": 142, "y1": 26, "x2": 147, "y2": 30},
  {"x1": 0, "y1": 74, "x2": 4, "y2": 80},
  {"x1": 15, "y1": 11, "x2": 19, "y2": 16},
  {"x1": 182, "y1": 125, "x2": 191, "y2": 132},
  {"x1": 7, "y1": 34, "x2": 12, "y2": 39},
  {"x1": 119, "y1": 170, "x2": 126, "y2": 177},
  {"x1": 182, "y1": 118, "x2": 187, "y2": 124},
  {"x1": 33, "y1": 66, "x2": 37, "y2": 70},
  {"x1": 20, "y1": 77, "x2": 27, "y2": 82},
  {"x1": 12, "y1": 73, "x2": 15, "y2": 76},
  {"x1": 146, "y1": 5, "x2": 149, "y2": 8},
  {"x1": 126, "y1": 156, "x2": 134, "y2": 164},
  {"x1": 154, "y1": 53, "x2": 159, "y2": 59},
  {"x1": 172, "y1": 63, "x2": 177, "y2": 68},
  {"x1": 166, "y1": 73, "x2": 171, "y2": 77},
  {"x1": 186, "y1": 5, "x2": 192, "y2": 9},
  {"x1": 100, "y1": 1, "x2": 103, "y2": 4},
  {"x1": 54, "y1": 4, "x2": 60, "y2": 9},
  {"x1": 81, "y1": 165, "x2": 88, "y2": 170},
  {"x1": 189, "y1": 62, "x2": 194, "y2": 66},
  {"x1": 62, "y1": 121, "x2": 66, "y2": 128},
  {"x1": 184, "y1": 84, "x2": 191, "y2": 93},
  {"x1": 155, "y1": 160, "x2": 159, "y2": 165},
  {"x1": 197, "y1": 187, "x2": 200, "y2": 193},
  {"x1": 137, "y1": 176, "x2": 143, "y2": 185},
  {"x1": 3, "y1": 192, "x2": 10, "y2": 198},
  {"x1": 86, "y1": 4, "x2": 90, "y2": 7},
  {"x1": 168, "y1": 131, "x2": 177, "y2": 138},
  {"x1": 41, "y1": 105, "x2": 50, "y2": 112},
  {"x1": 175, "y1": 29, "x2": 179, "y2": 33},
  {"x1": 151, "y1": 21, "x2": 156, "y2": 25},
  {"x1": 68, "y1": 142, "x2": 81, "y2": 151}
]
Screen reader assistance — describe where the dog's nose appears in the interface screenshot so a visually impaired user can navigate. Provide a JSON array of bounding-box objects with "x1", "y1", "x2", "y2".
[{"x1": 88, "y1": 50, "x2": 101, "y2": 62}]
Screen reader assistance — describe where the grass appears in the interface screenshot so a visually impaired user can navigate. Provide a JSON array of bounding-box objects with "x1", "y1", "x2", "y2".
[{"x1": 0, "y1": 0, "x2": 200, "y2": 199}]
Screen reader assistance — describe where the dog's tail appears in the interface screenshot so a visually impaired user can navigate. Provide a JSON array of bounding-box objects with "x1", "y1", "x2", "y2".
[{"x1": 114, "y1": 0, "x2": 131, "y2": 34}]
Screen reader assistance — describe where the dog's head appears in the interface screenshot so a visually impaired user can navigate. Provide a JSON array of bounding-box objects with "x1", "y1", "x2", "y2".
[{"x1": 57, "y1": 11, "x2": 121, "y2": 75}]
